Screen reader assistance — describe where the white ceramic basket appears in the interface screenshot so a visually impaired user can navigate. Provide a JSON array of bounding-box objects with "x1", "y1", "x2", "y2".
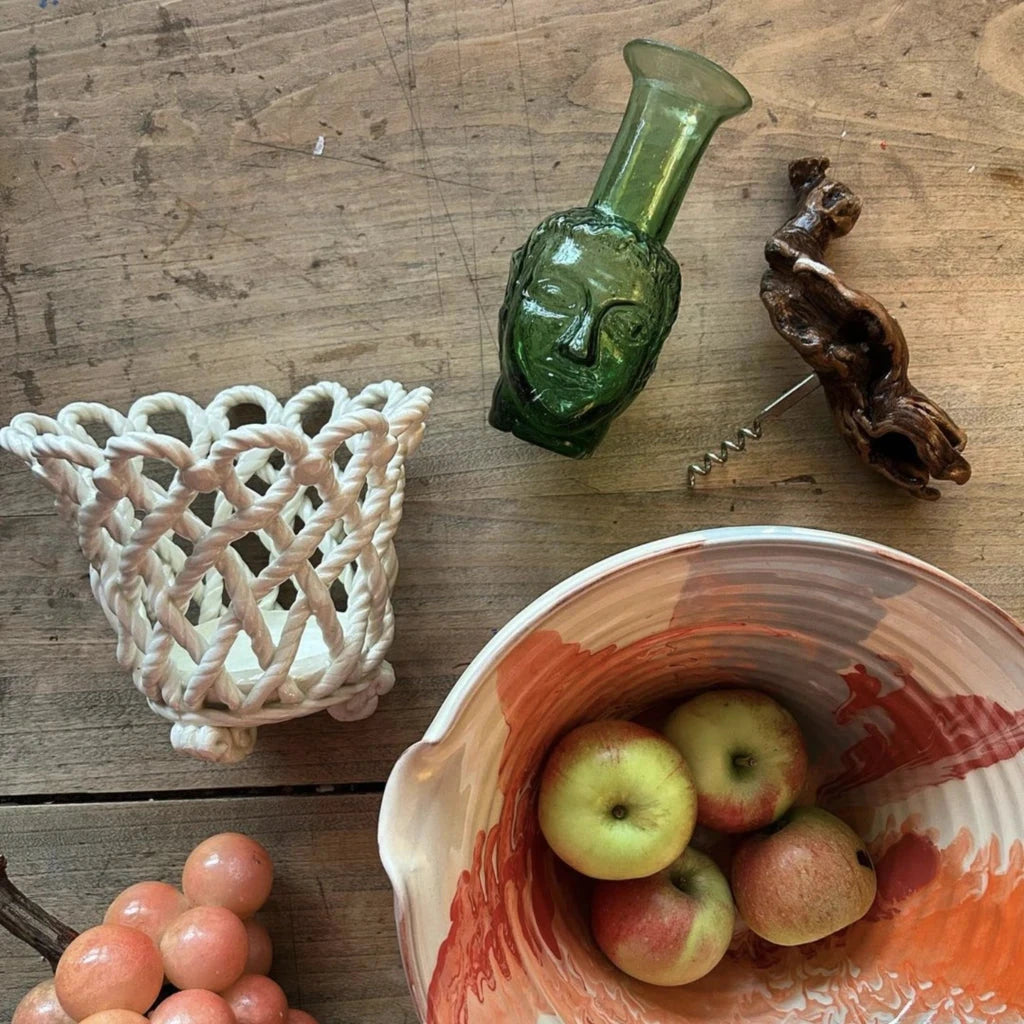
[{"x1": 1, "y1": 380, "x2": 432, "y2": 763}]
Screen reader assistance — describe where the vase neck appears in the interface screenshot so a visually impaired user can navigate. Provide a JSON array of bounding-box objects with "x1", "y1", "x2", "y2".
[{"x1": 588, "y1": 41, "x2": 751, "y2": 244}]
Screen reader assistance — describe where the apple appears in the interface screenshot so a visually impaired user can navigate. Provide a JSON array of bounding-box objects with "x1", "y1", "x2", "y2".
[
  {"x1": 591, "y1": 847, "x2": 735, "y2": 986},
  {"x1": 537, "y1": 720, "x2": 697, "y2": 880},
  {"x1": 731, "y1": 805, "x2": 877, "y2": 945},
  {"x1": 662, "y1": 689, "x2": 807, "y2": 832}
]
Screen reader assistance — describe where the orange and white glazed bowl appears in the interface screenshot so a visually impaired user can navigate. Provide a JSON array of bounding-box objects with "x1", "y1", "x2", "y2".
[{"x1": 379, "y1": 527, "x2": 1024, "y2": 1023}]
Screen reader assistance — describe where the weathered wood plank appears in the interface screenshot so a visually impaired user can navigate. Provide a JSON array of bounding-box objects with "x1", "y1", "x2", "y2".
[
  {"x1": 1, "y1": 0, "x2": 1022, "y2": 1018},
  {"x1": 1, "y1": 0, "x2": 1023, "y2": 790},
  {"x1": 0, "y1": 795, "x2": 414, "y2": 1023}
]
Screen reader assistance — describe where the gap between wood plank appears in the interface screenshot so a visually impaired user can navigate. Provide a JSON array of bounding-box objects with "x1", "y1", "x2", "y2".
[{"x1": 0, "y1": 780, "x2": 386, "y2": 807}]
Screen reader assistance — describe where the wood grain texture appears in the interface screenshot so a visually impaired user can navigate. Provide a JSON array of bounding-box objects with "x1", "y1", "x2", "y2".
[
  {"x1": 1, "y1": 0, "x2": 1022, "y2": 1014},
  {"x1": 0, "y1": 795, "x2": 412, "y2": 1022}
]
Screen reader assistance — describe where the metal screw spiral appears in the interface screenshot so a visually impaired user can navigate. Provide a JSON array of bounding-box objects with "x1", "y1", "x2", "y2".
[
  {"x1": 687, "y1": 419, "x2": 765, "y2": 487},
  {"x1": 686, "y1": 374, "x2": 821, "y2": 489}
]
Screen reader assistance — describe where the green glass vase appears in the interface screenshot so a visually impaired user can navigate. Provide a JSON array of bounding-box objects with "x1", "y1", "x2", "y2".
[{"x1": 489, "y1": 40, "x2": 751, "y2": 457}]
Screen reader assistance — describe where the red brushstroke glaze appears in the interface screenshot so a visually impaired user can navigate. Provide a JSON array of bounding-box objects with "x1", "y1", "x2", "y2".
[
  {"x1": 722, "y1": 826, "x2": 1024, "y2": 1018},
  {"x1": 820, "y1": 662, "x2": 1024, "y2": 801},
  {"x1": 427, "y1": 626, "x2": 717, "y2": 1023},
  {"x1": 427, "y1": 630, "x2": 1024, "y2": 1023},
  {"x1": 426, "y1": 631, "x2": 616, "y2": 1023}
]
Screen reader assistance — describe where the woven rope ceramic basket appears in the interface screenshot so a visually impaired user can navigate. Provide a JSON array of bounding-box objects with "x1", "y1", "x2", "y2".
[{"x1": 0, "y1": 380, "x2": 432, "y2": 763}]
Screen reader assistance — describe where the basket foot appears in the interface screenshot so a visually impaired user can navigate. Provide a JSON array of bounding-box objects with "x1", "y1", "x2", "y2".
[
  {"x1": 170, "y1": 723, "x2": 258, "y2": 763},
  {"x1": 327, "y1": 663, "x2": 396, "y2": 722}
]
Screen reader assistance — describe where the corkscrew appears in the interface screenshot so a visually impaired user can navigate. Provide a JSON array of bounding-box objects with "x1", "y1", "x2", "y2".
[
  {"x1": 686, "y1": 374, "x2": 820, "y2": 487},
  {"x1": 686, "y1": 155, "x2": 969, "y2": 499}
]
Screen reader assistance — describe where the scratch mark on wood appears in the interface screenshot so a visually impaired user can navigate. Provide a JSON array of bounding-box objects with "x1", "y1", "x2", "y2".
[
  {"x1": 368, "y1": 0, "x2": 414, "y2": 126},
  {"x1": 366, "y1": 0, "x2": 495, "y2": 342},
  {"x1": 286, "y1": 907, "x2": 304, "y2": 1006},
  {"x1": 156, "y1": 4, "x2": 194, "y2": 58},
  {"x1": 404, "y1": 0, "x2": 416, "y2": 90},
  {"x1": 310, "y1": 342, "x2": 378, "y2": 363},
  {"x1": 0, "y1": 233, "x2": 21, "y2": 348},
  {"x1": 508, "y1": 0, "x2": 541, "y2": 213},
  {"x1": 236, "y1": 93, "x2": 261, "y2": 135},
  {"x1": 24, "y1": 46, "x2": 39, "y2": 124},
  {"x1": 133, "y1": 147, "x2": 153, "y2": 196},
  {"x1": 13, "y1": 369, "x2": 43, "y2": 407},
  {"x1": 453, "y1": 0, "x2": 489, "y2": 399},
  {"x1": 174, "y1": 198, "x2": 324, "y2": 294},
  {"x1": 43, "y1": 293, "x2": 57, "y2": 349},
  {"x1": 877, "y1": 0, "x2": 907, "y2": 33},
  {"x1": 239, "y1": 139, "x2": 488, "y2": 191},
  {"x1": 367, "y1": 0, "x2": 443, "y2": 312},
  {"x1": 990, "y1": 166, "x2": 1023, "y2": 192},
  {"x1": 32, "y1": 159, "x2": 62, "y2": 213},
  {"x1": 265, "y1": 354, "x2": 305, "y2": 393},
  {"x1": 412, "y1": 59, "x2": 443, "y2": 309},
  {"x1": 150, "y1": 200, "x2": 197, "y2": 256},
  {"x1": 167, "y1": 269, "x2": 250, "y2": 300}
]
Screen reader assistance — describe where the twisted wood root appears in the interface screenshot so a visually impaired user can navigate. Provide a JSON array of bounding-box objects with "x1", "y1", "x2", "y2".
[{"x1": 761, "y1": 156, "x2": 970, "y2": 500}]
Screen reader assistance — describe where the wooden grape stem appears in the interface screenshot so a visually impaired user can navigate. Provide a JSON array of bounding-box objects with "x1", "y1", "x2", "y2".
[
  {"x1": 0, "y1": 854, "x2": 78, "y2": 971},
  {"x1": 0, "y1": 854, "x2": 178, "y2": 1007}
]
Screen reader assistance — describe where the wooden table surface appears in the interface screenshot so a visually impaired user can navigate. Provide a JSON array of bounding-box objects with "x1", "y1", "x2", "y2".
[{"x1": 1, "y1": 0, "x2": 1022, "y2": 1018}]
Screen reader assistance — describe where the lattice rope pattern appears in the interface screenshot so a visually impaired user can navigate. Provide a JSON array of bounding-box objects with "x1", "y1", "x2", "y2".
[{"x1": 1, "y1": 380, "x2": 432, "y2": 762}]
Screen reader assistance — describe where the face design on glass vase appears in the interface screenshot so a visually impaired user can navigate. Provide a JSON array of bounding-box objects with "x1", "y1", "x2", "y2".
[{"x1": 491, "y1": 208, "x2": 680, "y2": 456}]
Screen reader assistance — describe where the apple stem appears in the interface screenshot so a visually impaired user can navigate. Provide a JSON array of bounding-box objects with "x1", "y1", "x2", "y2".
[
  {"x1": 0, "y1": 854, "x2": 78, "y2": 971},
  {"x1": 610, "y1": 804, "x2": 628, "y2": 820},
  {"x1": 670, "y1": 872, "x2": 691, "y2": 895},
  {"x1": 733, "y1": 754, "x2": 757, "y2": 770}
]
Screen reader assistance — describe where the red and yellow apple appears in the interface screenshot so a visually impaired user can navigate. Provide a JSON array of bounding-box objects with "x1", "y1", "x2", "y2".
[
  {"x1": 662, "y1": 689, "x2": 807, "y2": 833},
  {"x1": 591, "y1": 847, "x2": 735, "y2": 985},
  {"x1": 537, "y1": 720, "x2": 697, "y2": 880},
  {"x1": 731, "y1": 805, "x2": 877, "y2": 945}
]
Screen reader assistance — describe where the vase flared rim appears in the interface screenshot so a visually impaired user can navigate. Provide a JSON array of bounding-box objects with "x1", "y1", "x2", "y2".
[{"x1": 623, "y1": 38, "x2": 752, "y2": 117}]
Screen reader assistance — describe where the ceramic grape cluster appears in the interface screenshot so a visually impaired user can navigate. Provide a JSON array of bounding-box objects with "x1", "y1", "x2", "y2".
[{"x1": 12, "y1": 834, "x2": 319, "y2": 1024}]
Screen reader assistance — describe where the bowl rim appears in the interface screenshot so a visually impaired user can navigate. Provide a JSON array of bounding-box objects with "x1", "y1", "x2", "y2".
[
  {"x1": 391, "y1": 526, "x2": 1022, "y2": 758},
  {"x1": 377, "y1": 525, "x2": 1024, "y2": 1014}
]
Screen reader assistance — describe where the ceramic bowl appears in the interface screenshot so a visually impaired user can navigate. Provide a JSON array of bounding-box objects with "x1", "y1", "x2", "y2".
[{"x1": 379, "y1": 527, "x2": 1024, "y2": 1023}]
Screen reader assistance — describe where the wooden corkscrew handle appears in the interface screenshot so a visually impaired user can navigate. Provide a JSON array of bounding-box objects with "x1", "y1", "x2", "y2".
[{"x1": 688, "y1": 157, "x2": 970, "y2": 499}]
